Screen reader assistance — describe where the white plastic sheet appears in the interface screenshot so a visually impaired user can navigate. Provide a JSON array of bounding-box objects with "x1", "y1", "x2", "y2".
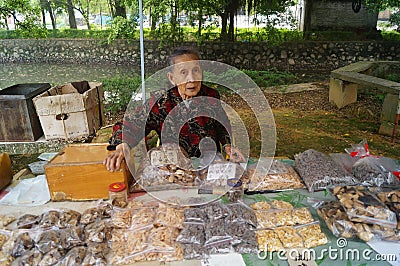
[{"x1": 0, "y1": 175, "x2": 50, "y2": 206}]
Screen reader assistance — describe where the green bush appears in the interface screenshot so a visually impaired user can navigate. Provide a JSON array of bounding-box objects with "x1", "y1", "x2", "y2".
[
  {"x1": 203, "y1": 69, "x2": 298, "y2": 94},
  {"x1": 101, "y1": 74, "x2": 142, "y2": 114}
]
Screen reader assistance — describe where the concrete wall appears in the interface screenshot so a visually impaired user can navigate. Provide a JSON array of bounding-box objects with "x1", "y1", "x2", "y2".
[{"x1": 0, "y1": 39, "x2": 399, "y2": 72}]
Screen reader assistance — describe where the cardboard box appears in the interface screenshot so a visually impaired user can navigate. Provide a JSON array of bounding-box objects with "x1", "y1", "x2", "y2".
[
  {"x1": 33, "y1": 81, "x2": 105, "y2": 140},
  {"x1": 45, "y1": 144, "x2": 131, "y2": 201},
  {"x1": 0, "y1": 153, "x2": 13, "y2": 191}
]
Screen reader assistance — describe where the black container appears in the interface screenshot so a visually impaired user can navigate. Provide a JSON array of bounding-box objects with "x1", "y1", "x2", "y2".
[{"x1": 0, "y1": 83, "x2": 51, "y2": 142}]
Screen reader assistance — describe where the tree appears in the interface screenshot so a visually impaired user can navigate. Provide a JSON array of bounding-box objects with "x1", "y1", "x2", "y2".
[
  {"x1": 39, "y1": 0, "x2": 57, "y2": 29},
  {"x1": 0, "y1": 0, "x2": 46, "y2": 37}
]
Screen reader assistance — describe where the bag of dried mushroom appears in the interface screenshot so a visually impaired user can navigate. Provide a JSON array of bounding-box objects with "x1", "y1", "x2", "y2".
[
  {"x1": 317, "y1": 200, "x2": 400, "y2": 242},
  {"x1": 295, "y1": 149, "x2": 358, "y2": 192},
  {"x1": 330, "y1": 186, "x2": 398, "y2": 228},
  {"x1": 246, "y1": 158, "x2": 304, "y2": 191},
  {"x1": 2, "y1": 201, "x2": 114, "y2": 266},
  {"x1": 135, "y1": 143, "x2": 200, "y2": 191}
]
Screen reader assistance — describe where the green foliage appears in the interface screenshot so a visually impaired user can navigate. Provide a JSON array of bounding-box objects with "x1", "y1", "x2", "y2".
[
  {"x1": 389, "y1": 10, "x2": 400, "y2": 31},
  {"x1": 107, "y1": 16, "x2": 138, "y2": 44},
  {"x1": 243, "y1": 69, "x2": 297, "y2": 87},
  {"x1": 381, "y1": 30, "x2": 400, "y2": 40},
  {"x1": 386, "y1": 73, "x2": 400, "y2": 82},
  {"x1": 48, "y1": 29, "x2": 112, "y2": 38},
  {"x1": 204, "y1": 69, "x2": 297, "y2": 95},
  {"x1": 101, "y1": 74, "x2": 142, "y2": 113}
]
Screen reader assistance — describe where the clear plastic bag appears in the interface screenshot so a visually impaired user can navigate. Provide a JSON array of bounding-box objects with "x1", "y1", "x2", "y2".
[
  {"x1": 351, "y1": 156, "x2": 400, "y2": 186},
  {"x1": 247, "y1": 159, "x2": 304, "y2": 191},
  {"x1": 153, "y1": 204, "x2": 185, "y2": 229},
  {"x1": 295, "y1": 222, "x2": 328, "y2": 248},
  {"x1": 332, "y1": 185, "x2": 397, "y2": 228},
  {"x1": 176, "y1": 222, "x2": 205, "y2": 245},
  {"x1": 56, "y1": 209, "x2": 81, "y2": 229},
  {"x1": 225, "y1": 202, "x2": 257, "y2": 227},
  {"x1": 111, "y1": 207, "x2": 132, "y2": 229},
  {"x1": 295, "y1": 149, "x2": 358, "y2": 191}
]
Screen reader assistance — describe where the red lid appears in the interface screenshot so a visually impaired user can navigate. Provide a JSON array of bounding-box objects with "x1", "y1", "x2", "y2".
[{"x1": 109, "y1": 182, "x2": 126, "y2": 192}]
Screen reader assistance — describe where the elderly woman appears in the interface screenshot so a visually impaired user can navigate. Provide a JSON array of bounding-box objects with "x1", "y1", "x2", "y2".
[{"x1": 104, "y1": 47, "x2": 244, "y2": 172}]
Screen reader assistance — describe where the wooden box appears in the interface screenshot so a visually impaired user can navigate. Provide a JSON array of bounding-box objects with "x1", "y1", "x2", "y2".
[
  {"x1": 33, "y1": 81, "x2": 105, "y2": 141},
  {"x1": 0, "y1": 153, "x2": 13, "y2": 191},
  {"x1": 45, "y1": 144, "x2": 130, "y2": 201}
]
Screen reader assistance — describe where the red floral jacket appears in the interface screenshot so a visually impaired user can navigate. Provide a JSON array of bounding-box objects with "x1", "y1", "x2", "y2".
[{"x1": 122, "y1": 84, "x2": 231, "y2": 157}]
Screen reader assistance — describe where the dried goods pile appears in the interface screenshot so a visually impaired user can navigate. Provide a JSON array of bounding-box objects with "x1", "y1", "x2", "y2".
[
  {"x1": 246, "y1": 159, "x2": 304, "y2": 191},
  {"x1": 251, "y1": 200, "x2": 327, "y2": 251},
  {"x1": 317, "y1": 186, "x2": 400, "y2": 242},
  {"x1": 295, "y1": 149, "x2": 357, "y2": 191},
  {"x1": 177, "y1": 201, "x2": 258, "y2": 259}
]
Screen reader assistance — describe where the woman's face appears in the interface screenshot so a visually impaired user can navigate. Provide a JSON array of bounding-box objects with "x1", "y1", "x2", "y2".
[{"x1": 168, "y1": 54, "x2": 202, "y2": 100}]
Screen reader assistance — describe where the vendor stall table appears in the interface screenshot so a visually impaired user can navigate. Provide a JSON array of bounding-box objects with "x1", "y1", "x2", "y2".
[{"x1": 0, "y1": 188, "x2": 398, "y2": 266}]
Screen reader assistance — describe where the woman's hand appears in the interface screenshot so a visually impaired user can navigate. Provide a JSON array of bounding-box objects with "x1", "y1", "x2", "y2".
[
  {"x1": 103, "y1": 143, "x2": 129, "y2": 172},
  {"x1": 224, "y1": 145, "x2": 246, "y2": 163}
]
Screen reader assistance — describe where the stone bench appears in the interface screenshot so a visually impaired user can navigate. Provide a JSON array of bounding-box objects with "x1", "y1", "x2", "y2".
[{"x1": 329, "y1": 61, "x2": 400, "y2": 138}]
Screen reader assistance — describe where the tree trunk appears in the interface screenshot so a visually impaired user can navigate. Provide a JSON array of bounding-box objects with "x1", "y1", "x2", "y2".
[
  {"x1": 220, "y1": 12, "x2": 228, "y2": 40},
  {"x1": 41, "y1": 9, "x2": 46, "y2": 27},
  {"x1": 115, "y1": 0, "x2": 127, "y2": 18},
  {"x1": 66, "y1": 0, "x2": 77, "y2": 29},
  {"x1": 303, "y1": 0, "x2": 312, "y2": 39},
  {"x1": 228, "y1": 11, "x2": 235, "y2": 41},
  {"x1": 197, "y1": 8, "x2": 202, "y2": 36}
]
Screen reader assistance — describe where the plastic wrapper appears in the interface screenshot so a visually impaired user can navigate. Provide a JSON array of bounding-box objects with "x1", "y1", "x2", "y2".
[
  {"x1": 247, "y1": 159, "x2": 304, "y2": 191},
  {"x1": 317, "y1": 200, "x2": 400, "y2": 242},
  {"x1": 59, "y1": 226, "x2": 84, "y2": 250},
  {"x1": 148, "y1": 226, "x2": 180, "y2": 251},
  {"x1": 295, "y1": 149, "x2": 357, "y2": 191},
  {"x1": 251, "y1": 200, "x2": 313, "y2": 229},
  {"x1": 82, "y1": 250, "x2": 107, "y2": 266},
  {"x1": 225, "y1": 202, "x2": 257, "y2": 227},
  {"x1": 15, "y1": 248, "x2": 42, "y2": 266},
  {"x1": 295, "y1": 222, "x2": 328, "y2": 248},
  {"x1": 351, "y1": 156, "x2": 400, "y2": 186},
  {"x1": 204, "y1": 237, "x2": 233, "y2": 254},
  {"x1": 79, "y1": 207, "x2": 103, "y2": 225},
  {"x1": 180, "y1": 243, "x2": 208, "y2": 260},
  {"x1": 200, "y1": 162, "x2": 245, "y2": 194},
  {"x1": 57, "y1": 209, "x2": 81, "y2": 228},
  {"x1": 226, "y1": 222, "x2": 258, "y2": 253},
  {"x1": 375, "y1": 188, "x2": 400, "y2": 229},
  {"x1": 0, "y1": 215, "x2": 16, "y2": 230},
  {"x1": 204, "y1": 201, "x2": 230, "y2": 221},
  {"x1": 16, "y1": 214, "x2": 40, "y2": 229},
  {"x1": 205, "y1": 219, "x2": 231, "y2": 245},
  {"x1": 345, "y1": 139, "x2": 370, "y2": 158},
  {"x1": 37, "y1": 210, "x2": 60, "y2": 228},
  {"x1": 135, "y1": 144, "x2": 199, "y2": 191},
  {"x1": 332, "y1": 185, "x2": 397, "y2": 228},
  {"x1": 58, "y1": 246, "x2": 87, "y2": 266},
  {"x1": 176, "y1": 222, "x2": 205, "y2": 245},
  {"x1": 274, "y1": 226, "x2": 304, "y2": 249},
  {"x1": 131, "y1": 207, "x2": 156, "y2": 229},
  {"x1": 184, "y1": 207, "x2": 207, "y2": 223},
  {"x1": 330, "y1": 153, "x2": 358, "y2": 173},
  {"x1": 256, "y1": 229, "x2": 283, "y2": 252},
  {"x1": 317, "y1": 201, "x2": 356, "y2": 238},
  {"x1": 84, "y1": 220, "x2": 111, "y2": 244},
  {"x1": 111, "y1": 207, "x2": 132, "y2": 229},
  {"x1": 33, "y1": 228, "x2": 60, "y2": 254},
  {"x1": 39, "y1": 248, "x2": 63, "y2": 265},
  {"x1": 0, "y1": 229, "x2": 13, "y2": 265},
  {"x1": 109, "y1": 225, "x2": 152, "y2": 265},
  {"x1": 154, "y1": 204, "x2": 185, "y2": 229},
  {"x1": 11, "y1": 231, "x2": 34, "y2": 257}
]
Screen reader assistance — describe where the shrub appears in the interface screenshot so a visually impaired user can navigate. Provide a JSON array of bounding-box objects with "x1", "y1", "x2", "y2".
[{"x1": 101, "y1": 74, "x2": 142, "y2": 114}]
